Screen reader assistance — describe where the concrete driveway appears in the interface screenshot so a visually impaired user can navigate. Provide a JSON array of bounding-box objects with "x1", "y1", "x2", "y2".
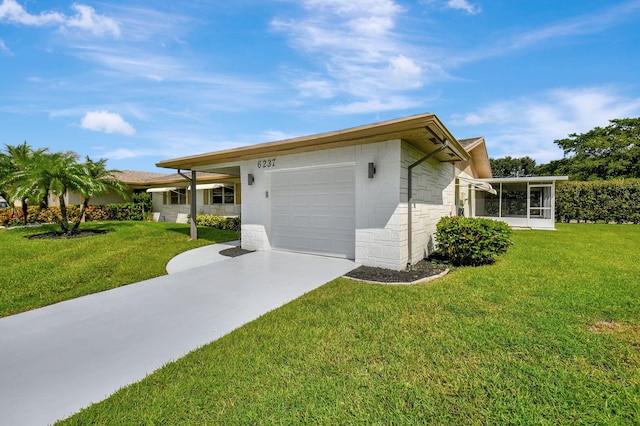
[{"x1": 0, "y1": 246, "x2": 355, "y2": 426}]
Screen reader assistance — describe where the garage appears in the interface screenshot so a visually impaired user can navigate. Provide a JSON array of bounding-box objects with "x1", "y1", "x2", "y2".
[{"x1": 270, "y1": 164, "x2": 356, "y2": 259}]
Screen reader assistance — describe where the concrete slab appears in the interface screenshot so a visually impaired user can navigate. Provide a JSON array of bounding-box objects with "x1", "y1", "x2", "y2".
[
  {"x1": 0, "y1": 250, "x2": 355, "y2": 426},
  {"x1": 165, "y1": 240, "x2": 240, "y2": 274}
]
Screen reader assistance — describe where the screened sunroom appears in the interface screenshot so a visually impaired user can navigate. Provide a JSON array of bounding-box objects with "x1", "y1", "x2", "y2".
[{"x1": 458, "y1": 176, "x2": 568, "y2": 230}]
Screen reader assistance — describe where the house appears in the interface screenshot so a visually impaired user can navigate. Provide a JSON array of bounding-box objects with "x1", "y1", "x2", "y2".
[
  {"x1": 46, "y1": 170, "x2": 169, "y2": 208},
  {"x1": 156, "y1": 113, "x2": 565, "y2": 270},
  {"x1": 143, "y1": 171, "x2": 240, "y2": 223},
  {"x1": 44, "y1": 170, "x2": 239, "y2": 223}
]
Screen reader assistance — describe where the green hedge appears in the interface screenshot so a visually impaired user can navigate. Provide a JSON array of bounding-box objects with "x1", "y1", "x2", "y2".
[
  {"x1": 0, "y1": 203, "x2": 150, "y2": 227},
  {"x1": 556, "y1": 180, "x2": 640, "y2": 224},
  {"x1": 435, "y1": 216, "x2": 513, "y2": 266},
  {"x1": 195, "y1": 214, "x2": 240, "y2": 231}
]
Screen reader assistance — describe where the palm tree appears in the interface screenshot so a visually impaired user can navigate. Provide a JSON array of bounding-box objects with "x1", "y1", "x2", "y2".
[
  {"x1": 13, "y1": 150, "x2": 87, "y2": 233},
  {"x1": 0, "y1": 142, "x2": 47, "y2": 225},
  {"x1": 71, "y1": 157, "x2": 129, "y2": 233}
]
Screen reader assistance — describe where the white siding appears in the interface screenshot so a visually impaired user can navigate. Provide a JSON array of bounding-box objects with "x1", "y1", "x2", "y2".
[{"x1": 234, "y1": 139, "x2": 456, "y2": 270}]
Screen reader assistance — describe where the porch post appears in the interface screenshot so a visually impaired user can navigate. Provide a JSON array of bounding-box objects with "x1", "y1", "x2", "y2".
[{"x1": 190, "y1": 170, "x2": 197, "y2": 240}]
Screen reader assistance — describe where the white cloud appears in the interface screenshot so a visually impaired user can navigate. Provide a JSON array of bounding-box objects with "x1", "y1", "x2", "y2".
[
  {"x1": 0, "y1": 0, "x2": 120, "y2": 37},
  {"x1": 101, "y1": 148, "x2": 146, "y2": 160},
  {"x1": 0, "y1": 0, "x2": 63, "y2": 25},
  {"x1": 295, "y1": 78, "x2": 336, "y2": 99},
  {"x1": 271, "y1": 0, "x2": 436, "y2": 113},
  {"x1": 0, "y1": 38, "x2": 12, "y2": 55},
  {"x1": 332, "y1": 95, "x2": 423, "y2": 114},
  {"x1": 449, "y1": 1, "x2": 640, "y2": 66},
  {"x1": 260, "y1": 130, "x2": 300, "y2": 142},
  {"x1": 64, "y1": 4, "x2": 120, "y2": 37},
  {"x1": 451, "y1": 86, "x2": 640, "y2": 163},
  {"x1": 81, "y1": 111, "x2": 136, "y2": 135},
  {"x1": 446, "y1": 0, "x2": 481, "y2": 14}
]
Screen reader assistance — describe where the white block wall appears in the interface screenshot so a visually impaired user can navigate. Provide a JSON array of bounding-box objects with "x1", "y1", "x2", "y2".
[
  {"x1": 400, "y1": 141, "x2": 456, "y2": 266},
  {"x1": 231, "y1": 139, "x2": 456, "y2": 270}
]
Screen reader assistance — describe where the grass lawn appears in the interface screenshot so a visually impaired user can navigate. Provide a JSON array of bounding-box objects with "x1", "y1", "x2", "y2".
[
  {"x1": 57, "y1": 224, "x2": 640, "y2": 425},
  {"x1": 0, "y1": 221, "x2": 238, "y2": 317}
]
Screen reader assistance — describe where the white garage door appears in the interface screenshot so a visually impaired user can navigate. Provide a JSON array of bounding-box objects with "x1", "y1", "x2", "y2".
[{"x1": 271, "y1": 165, "x2": 355, "y2": 259}]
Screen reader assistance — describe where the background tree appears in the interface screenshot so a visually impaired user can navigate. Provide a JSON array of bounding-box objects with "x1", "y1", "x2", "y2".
[
  {"x1": 71, "y1": 157, "x2": 128, "y2": 233},
  {"x1": 19, "y1": 150, "x2": 88, "y2": 233},
  {"x1": 551, "y1": 117, "x2": 640, "y2": 180},
  {"x1": 489, "y1": 156, "x2": 538, "y2": 178},
  {"x1": 0, "y1": 142, "x2": 47, "y2": 225}
]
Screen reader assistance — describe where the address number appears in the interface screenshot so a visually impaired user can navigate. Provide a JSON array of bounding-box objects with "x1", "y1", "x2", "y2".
[{"x1": 257, "y1": 158, "x2": 276, "y2": 168}]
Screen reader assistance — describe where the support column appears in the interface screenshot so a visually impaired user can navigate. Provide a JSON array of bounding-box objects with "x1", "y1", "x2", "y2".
[{"x1": 190, "y1": 170, "x2": 197, "y2": 240}]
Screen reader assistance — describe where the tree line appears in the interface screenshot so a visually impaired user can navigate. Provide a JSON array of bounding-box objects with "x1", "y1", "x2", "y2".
[
  {"x1": 490, "y1": 117, "x2": 640, "y2": 180},
  {"x1": 0, "y1": 142, "x2": 127, "y2": 234}
]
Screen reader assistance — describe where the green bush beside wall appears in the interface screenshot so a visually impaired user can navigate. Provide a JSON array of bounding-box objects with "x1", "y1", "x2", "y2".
[{"x1": 435, "y1": 216, "x2": 513, "y2": 266}]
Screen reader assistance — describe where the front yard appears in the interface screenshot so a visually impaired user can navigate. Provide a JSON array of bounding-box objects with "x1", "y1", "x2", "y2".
[
  {"x1": 0, "y1": 222, "x2": 238, "y2": 317},
  {"x1": 57, "y1": 224, "x2": 640, "y2": 424}
]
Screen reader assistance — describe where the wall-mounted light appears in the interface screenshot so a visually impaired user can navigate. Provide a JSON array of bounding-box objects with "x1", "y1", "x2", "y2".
[
  {"x1": 368, "y1": 162, "x2": 376, "y2": 179},
  {"x1": 248, "y1": 173, "x2": 255, "y2": 185}
]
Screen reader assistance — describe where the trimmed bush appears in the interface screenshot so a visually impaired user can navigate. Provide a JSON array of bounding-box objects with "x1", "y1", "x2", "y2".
[
  {"x1": 0, "y1": 203, "x2": 150, "y2": 227},
  {"x1": 436, "y1": 216, "x2": 513, "y2": 266},
  {"x1": 195, "y1": 214, "x2": 240, "y2": 231},
  {"x1": 556, "y1": 179, "x2": 640, "y2": 223}
]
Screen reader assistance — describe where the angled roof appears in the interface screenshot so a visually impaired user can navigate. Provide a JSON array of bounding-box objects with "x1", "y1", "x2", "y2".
[
  {"x1": 114, "y1": 170, "x2": 235, "y2": 187},
  {"x1": 156, "y1": 113, "x2": 471, "y2": 171},
  {"x1": 112, "y1": 170, "x2": 169, "y2": 185},
  {"x1": 457, "y1": 137, "x2": 492, "y2": 178},
  {"x1": 146, "y1": 172, "x2": 236, "y2": 186}
]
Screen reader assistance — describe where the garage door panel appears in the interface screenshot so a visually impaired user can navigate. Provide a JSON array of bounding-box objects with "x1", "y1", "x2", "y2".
[{"x1": 271, "y1": 165, "x2": 355, "y2": 259}]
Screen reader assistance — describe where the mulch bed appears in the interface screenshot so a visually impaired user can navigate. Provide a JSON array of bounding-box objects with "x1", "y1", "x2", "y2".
[
  {"x1": 26, "y1": 230, "x2": 110, "y2": 240},
  {"x1": 219, "y1": 247, "x2": 255, "y2": 257},
  {"x1": 344, "y1": 259, "x2": 448, "y2": 284}
]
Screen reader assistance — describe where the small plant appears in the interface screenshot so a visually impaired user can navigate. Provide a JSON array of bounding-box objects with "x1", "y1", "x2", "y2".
[{"x1": 435, "y1": 216, "x2": 512, "y2": 266}]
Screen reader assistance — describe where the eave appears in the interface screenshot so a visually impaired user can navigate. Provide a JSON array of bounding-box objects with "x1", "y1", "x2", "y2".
[{"x1": 156, "y1": 113, "x2": 470, "y2": 170}]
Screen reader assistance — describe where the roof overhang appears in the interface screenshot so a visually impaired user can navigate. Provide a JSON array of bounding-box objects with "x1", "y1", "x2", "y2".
[
  {"x1": 458, "y1": 176, "x2": 497, "y2": 195},
  {"x1": 156, "y1": 113, "x2": 471, "y2": 170},
  {"x1": 146, "y1": 187, "x2": 177, "y2": 193},
  {"x1": 479, "y1": 176, "x2": 569, "y2": 184},
  {"x1": 187, "y1": 183, "x2": 225, "y2": 190}
]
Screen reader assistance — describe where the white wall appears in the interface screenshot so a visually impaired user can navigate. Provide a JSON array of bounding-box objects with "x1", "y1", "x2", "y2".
[
  {"x1": 151, "y1": 189, "x2": 240, "y2": 223},
  {"x1": 400, "y1": 141, "x2": 456, "y2": 266},
  {"x1": 237, "y1": 139, "x2": 456, "y2": 270}
]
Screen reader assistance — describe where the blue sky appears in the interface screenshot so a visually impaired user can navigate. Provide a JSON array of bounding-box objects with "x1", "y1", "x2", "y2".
[{"x1": 1, "y1": 0, "x2": 639, "y2": 173}]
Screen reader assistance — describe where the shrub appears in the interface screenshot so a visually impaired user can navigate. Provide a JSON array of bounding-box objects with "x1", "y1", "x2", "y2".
[
  {"x1": 0, "y1": 203, "x2": 149, "y2": 226},
  {"x1": 555, "y1": 179, "x2": 640, "y2": 223},
  {"x1": 195, "y1": 214, "x2": 240, "y2": 231},
  {"x1": 436, "y1": 216, "x2": 513, "y2": 266}
]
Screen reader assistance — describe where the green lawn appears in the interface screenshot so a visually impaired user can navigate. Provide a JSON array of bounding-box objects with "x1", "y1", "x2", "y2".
[
  {"x1": 58, "y1": 224, "x2": 640, "y2": 425},
  {"x1": 0, "y1": 221, "x2": 238, "y2": 317}
]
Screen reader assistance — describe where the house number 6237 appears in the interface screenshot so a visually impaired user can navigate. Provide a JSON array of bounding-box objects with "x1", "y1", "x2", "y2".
[{"x1": 257, "y1": 158, "x2": 276, "y2": 168}]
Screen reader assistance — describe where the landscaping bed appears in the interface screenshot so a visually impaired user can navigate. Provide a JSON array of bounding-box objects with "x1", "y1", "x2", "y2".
[{"x1": 344, "y1": 259, "x2": 447, "y2": 283}]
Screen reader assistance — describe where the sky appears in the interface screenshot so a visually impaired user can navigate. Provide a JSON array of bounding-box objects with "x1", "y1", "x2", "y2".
[{"x1": 1, "y1": 0, "x2": 639, "y2": 173}]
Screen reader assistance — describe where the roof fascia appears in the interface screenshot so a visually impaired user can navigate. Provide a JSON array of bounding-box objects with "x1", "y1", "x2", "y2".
[{"x1": 156, "y1": 113, "x2": 470, "y2": 170}]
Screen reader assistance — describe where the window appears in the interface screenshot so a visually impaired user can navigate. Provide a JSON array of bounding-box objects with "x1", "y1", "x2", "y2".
[
  {"x1": 168, "y1": 188, "x2": 188, "y2": 205},
  {"x1": 210, "y1": 185, "x2": 235, "y2": 204}
]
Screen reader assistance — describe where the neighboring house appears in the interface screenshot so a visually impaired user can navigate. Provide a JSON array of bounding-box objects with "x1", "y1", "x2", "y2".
[
  {"x1": 49, "y1": 170, "x2": 240, "y2": 224},
  {"x1": 156, "y1": 113, "x2": 566, "y2": 270},
  {"x1": 47, "y1": 170, "x2": 169, "y2": 208},
  {"x1": 143, "y1": 172, "x2": 240, "y2": 223},
  {"x1": 453, "y1": 138, "x2": 568, "y2": 229}
]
